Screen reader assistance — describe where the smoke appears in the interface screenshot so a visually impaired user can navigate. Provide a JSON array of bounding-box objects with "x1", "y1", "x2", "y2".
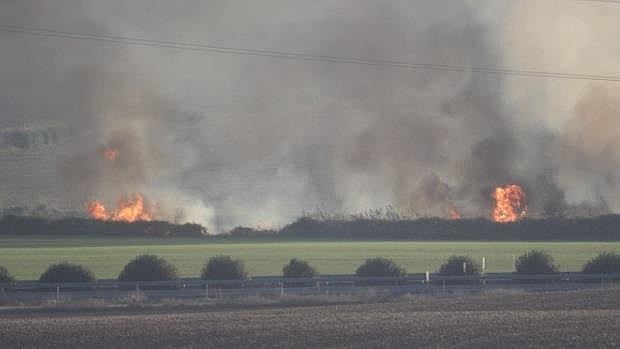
[
  {"x1": 504, "y1": 0, "x2": 620, "y2": 214},
  {"x1": 553, "y1": 86, "x2": 620, "y2": 213},
  {"x1": 0, "y1": 0, "x2": 619, "y2": 231}
]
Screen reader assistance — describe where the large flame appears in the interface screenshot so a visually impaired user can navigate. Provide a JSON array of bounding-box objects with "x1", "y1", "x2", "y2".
[
  {"x1": 492, "y1": 184, "x2": 527, "y2": 223},
  {"x1": 87, "y1": 193, "x2": 153, "y2": 222}
]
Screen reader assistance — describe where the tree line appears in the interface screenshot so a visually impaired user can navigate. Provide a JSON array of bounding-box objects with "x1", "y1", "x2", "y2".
[
  {"x1": 2, "y1": 214, "x2": 620, "y2": 240},
  {"x1": 0, "y1": 215, "x2": 206, "y2": 237},
  {"x1": 276, "y1": 215, "x2": 620, "y2": 241}
]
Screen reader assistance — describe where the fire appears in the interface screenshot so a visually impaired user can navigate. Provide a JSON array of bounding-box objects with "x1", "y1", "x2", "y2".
[
  {"x1": 87, "y1": 201, "x2": 109, "y2": 220},
  {"x1": 447, "y1": 206, "x2": 462, "y2": 220},
  {"x1": 102, "y1": 147, "x2": 119, "y2": 161},
  {"x1": 87, "y1": 193, "x2": 153, "y2": 222},
  {"x1": 492, "y1": 184, "x2": 527, "y2": 223}
]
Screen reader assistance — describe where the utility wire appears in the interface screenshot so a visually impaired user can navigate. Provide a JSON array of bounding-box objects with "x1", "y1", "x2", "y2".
[
  {"x1": 1, "y1": 23, "x2": 619, "y2": 82},
  {"x1": 576, "y1": 0, "x2": 620, "y2": 3}
]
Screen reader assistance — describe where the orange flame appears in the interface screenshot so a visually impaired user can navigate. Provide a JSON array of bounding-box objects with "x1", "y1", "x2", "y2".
[
  {"x1": 102, "y1": 147, "x2": 119, "y2": 161},
  {"x1": 87, "y1": 193, "x2": 153, "y2": 222},
  {"x1": 87, "y1": 201, "x2": 110, "y2": 220},
  {"x1": 492, "y1": 184, "x2": 527, "y2": 223}
]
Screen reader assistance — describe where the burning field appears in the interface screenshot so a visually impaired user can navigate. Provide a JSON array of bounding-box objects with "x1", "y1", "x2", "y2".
[
  {"x1": 87, "y1": 193, "x2": 153, "y2": 223},
  {"x1": 80, "y1": 142, "x2": 531, "y2": 229},
  {"x1": 1, "y1": 1, "x2": 619, "y2": 234},
  {"x1": 83, "y1": 146, "x2": 159, "y2": 224},
  {"x1": 83, "y1": 146, "x2": 151, "y2": 222}
]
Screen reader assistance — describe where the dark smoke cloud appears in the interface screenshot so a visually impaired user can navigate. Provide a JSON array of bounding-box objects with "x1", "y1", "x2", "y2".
[{"x1": 0, "y1": 1, "x2": 618, "y2": 231}]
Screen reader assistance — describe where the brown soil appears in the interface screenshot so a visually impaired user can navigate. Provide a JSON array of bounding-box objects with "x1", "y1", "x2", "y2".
[{"x1": 1, "y1": 288, "x2": 619, "y2": 348}]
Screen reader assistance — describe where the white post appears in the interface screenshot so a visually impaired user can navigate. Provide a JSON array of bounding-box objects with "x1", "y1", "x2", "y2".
[
  {"x1": 463, "y1": 262, "x2": 467, "y2": 274},
  {"x1": 425, "y1": 271, "x2": 430, "y2": 284},
  {"x1": 280, "y1": 282, "x2": 285, "y2": 297},
  {"x1": 482, "y1": 257, "x2": 486, "y2": 274}
]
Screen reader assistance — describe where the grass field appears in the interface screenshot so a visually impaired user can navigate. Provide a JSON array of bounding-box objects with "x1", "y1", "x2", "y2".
[{"x1": 0, "y1": 236, "x2": 619, "y2": 280}]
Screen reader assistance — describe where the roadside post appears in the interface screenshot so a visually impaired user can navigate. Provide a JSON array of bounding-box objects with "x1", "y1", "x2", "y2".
[{"x1": 482, "y1": 257, "x2": 486, "y2": 286}]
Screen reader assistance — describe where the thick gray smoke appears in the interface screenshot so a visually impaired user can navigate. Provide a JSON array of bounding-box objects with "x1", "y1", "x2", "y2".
[{"x1": 0, "y1": 1, "x2": 619, "y2": 231}]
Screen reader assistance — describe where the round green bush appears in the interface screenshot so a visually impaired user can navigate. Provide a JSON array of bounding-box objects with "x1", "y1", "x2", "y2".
[
  {"x1": 515, "y1": 250, "x2": 558, "y2": 274},
  {"x1": 118, "y1": 254, "x2": 178, "y2": 282},
  {"x1": 39, "y1": 262, "x2": 96, "y2": 283},
  {"x1": 0, "y1": 266, "x2": 15, "y2": 283},
  {"x1": 582, "y1": 252, "x2": 620, "y2": 274},
  {"x1": 201, "y1": 255, "x2": 248, "y2": 280},
  {"x1": 438, "y1": 256, "x2": 481, "y2": 276},
  {"x1": 282, "y1": 258, "x2": 319, "y2": 278},
  {"x1": 355, "y1": 257, "x2": 406, "y2": 278}
]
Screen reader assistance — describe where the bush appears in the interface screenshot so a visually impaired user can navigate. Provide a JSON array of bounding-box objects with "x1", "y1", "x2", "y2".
[
  {"x1": 39, "y1": 262, "x2": 96, "y2": 283},
  {"x1": 201, "y1": 255, "x2": 248, "y2": 280},
  {"x1": 438, "y1": 256, "x2": 481, "y2": 276},
  {"x1": 282, "y1": 258, "x2": 319, "y2": 278},
  {"x1": 118, "y1": 254, "x2": 178, "y2": 282},
  {"x1": 582, "y1": 252, "x2": 620, "y2": 274},
  {"x1": 515, "y1": 250, "x2": 558, "y2": 274},
  {"x1": 355, "y1": 257, "x2": 406, "y2": 278},
  {"x1": 0, "y1": 266, "x2": 15, "y2": 283}
]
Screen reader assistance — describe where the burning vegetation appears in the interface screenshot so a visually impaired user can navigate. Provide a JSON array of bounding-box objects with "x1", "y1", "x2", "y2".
[
  {"x1": 86, "y1": 145, "x2": 155, "y2": 223},
  {"x1": 492, "y1": 184, "x2": 527, "y2": 223},
  {"x1": 87, "y1": 193, "x2": 153, "y2": 223},
  {"x1": 447, "y1": 206, "x2": 462, "y2": 220}
]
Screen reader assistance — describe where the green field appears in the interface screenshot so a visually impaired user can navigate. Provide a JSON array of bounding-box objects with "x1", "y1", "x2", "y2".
[{"x1": 0, "y1": 236, "x2": 619, "y2": 280}]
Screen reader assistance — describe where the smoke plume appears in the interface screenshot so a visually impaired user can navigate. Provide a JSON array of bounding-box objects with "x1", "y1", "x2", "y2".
[{"x1": 0, "y1": 0, "x2": 619, "y2": 231}]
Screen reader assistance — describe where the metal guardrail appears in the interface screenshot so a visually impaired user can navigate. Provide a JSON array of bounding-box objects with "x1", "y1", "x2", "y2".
[{"x1": 0, "y1": 272, "x2": 618, "y2": 302}]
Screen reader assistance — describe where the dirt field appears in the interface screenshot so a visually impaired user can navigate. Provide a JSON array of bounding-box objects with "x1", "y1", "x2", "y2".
[{"x1": 1, "y1": 289, "x2": 619, "y2": 348}]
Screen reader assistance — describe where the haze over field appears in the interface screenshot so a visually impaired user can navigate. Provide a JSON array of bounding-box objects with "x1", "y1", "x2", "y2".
[{"x1": 0, "y1": 1, "x2": 619, "y2": 232}]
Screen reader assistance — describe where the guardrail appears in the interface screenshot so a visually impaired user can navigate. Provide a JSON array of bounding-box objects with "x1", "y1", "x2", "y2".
[{"x1": 0, "y1": 272, "x2": 618, "y2": 302}]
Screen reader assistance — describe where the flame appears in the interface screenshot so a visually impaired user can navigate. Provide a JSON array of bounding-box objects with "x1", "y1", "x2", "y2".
[
  {"x1": 102, "y1": 147, "x2": 119, "y2": 161},
  {"x1": 87, "y1": 193, "x2": 153, "y2": 222},
  {"x1": 87, "y1": 201, "x2": 110, "y2": 220},
  {"x1": 448, "y1": 206, "x2": 462, "y2": 220},
  {"x1": 492, "y1": 184, "x2": 527, "y2": 223}
]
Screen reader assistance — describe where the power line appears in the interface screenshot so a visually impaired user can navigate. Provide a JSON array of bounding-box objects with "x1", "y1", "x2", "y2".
[
  {"x1": 576, "y1": 0, "x2": 620, "y2": 3},
  {"x1": 1, "y1": 23, "x2": 619, "y2": 82}
]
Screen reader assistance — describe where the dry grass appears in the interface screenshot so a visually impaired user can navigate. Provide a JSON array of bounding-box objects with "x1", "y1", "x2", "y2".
[{"x1": 1, "y1": 289, "x2": 619, "y2": 348}]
